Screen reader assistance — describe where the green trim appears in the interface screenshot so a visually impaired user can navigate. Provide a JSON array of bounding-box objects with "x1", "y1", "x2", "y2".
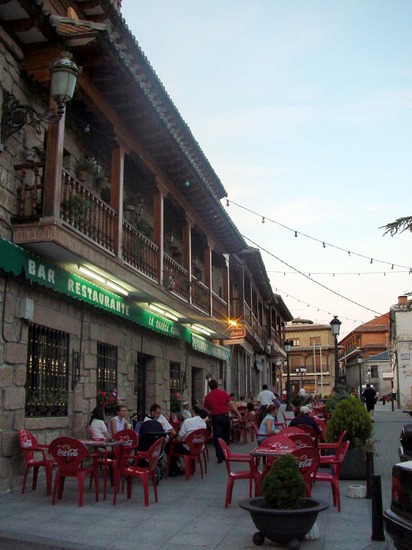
[{"x1": 192, "y1": 333, "x2": 230, "y2": 362}]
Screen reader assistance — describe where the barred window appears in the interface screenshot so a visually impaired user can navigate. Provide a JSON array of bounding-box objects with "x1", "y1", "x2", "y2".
[
  {"x1": 25, "y1": 323, "x2": 69, "y2": 417},
  {"x1": 97, "y1": 342, "x2": 117, "y2": 393}
]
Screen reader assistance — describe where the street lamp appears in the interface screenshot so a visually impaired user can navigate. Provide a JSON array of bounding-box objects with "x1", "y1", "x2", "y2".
[
  {"x1": 284, "y1": 340, "x2": 293, "y2": 411},
  {"x1": 367, "y1": 368, "x2": 371, "y2": 384},
  {"x1": 330, "y1": 316, "x2": 342, "y2": 390},
  {"x1": 357, "y1": 353, "x2": 363, "y2": 396},
  {"x1": 275, "y1": 357, "x2": 282, "y2": 394}
]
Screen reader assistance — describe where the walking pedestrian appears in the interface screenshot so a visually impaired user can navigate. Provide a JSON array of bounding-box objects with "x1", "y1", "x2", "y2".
[
  {"x1": 203, "y1": 379, "x2": 242, "y2": 463},
  {"x1": 362, "y1": 383, "x2": 377, "y2": 422}
]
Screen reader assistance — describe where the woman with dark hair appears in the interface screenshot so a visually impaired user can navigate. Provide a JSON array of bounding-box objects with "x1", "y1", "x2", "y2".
[
  {"x1": 257, "y1": 404, "x2": 279, "y2": 445},
  {"x1": 89, "y1": 406, "x2": 111, "y2": 440}
]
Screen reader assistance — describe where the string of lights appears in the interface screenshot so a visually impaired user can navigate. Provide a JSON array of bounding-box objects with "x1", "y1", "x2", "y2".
[
  {"x1": 226, "y1": 199, "x2": 412, "y2": 271},
  {"x1": 268, "y1": 270, "x2": 410, "y2": 276},
  {"x1": 241, "y1": 234, "x2": 383, "y2": 316},
  {"x1": 272, "y1": 286, "x2": 365, "y2": 324}
]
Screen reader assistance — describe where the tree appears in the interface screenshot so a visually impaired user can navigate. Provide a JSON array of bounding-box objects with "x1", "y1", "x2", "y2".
[{"x1": 381, "y1": 216, "x2": 412, "y2": 237}]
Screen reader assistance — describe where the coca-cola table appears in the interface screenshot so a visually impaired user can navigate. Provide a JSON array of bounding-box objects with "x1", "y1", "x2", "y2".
[{"x1": 250, "y1": 437, "x2": 297, "y2": 496}]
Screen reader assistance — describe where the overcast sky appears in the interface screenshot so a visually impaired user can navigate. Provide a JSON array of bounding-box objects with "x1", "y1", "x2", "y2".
[{"x1": 121, "y1": 0, "x2": 412, "y2": 337}]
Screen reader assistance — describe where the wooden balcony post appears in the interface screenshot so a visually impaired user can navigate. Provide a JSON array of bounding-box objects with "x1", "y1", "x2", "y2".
[
  {"x1": 43, "y1": 99, "x2": 65, "y2": 217},
  {"x1": 111, "y1": 145, "x2": 126, "y2": 257},
  {"x1": 153, "y1": 178, "x2": 167, "y2": 283},
  {"x1": 204, "y1": 238, "x2": 213, "y2": 312}
]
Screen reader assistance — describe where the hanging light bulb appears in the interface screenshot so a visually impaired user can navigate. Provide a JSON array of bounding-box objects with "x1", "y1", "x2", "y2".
[
  {"x1": 370, "y1": 258, "x2": 373, "y2": 264},
  {"x1": 322, "y1": 242, "x2": 326, "y2": 248},
  {"x1": 226, "y1": 199, "x2": 230, "y2": 207},
  {"x1": 294, "y1": 231, "x2": 298, "y2": 237},
  {"x1": 348, "y1": 251, "x2": 351, "y2": 256},
  {"x1": 262, "y1": 217, "x2": 265, "y2": 224},
  {"x1": 391, "y1": 264, "x2": 394, "y2": 270}
]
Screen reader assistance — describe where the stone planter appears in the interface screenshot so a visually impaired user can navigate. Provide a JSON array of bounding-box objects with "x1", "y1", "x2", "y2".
[
  {"x1": 340, "y1": 448, "x2": 367, "y2": 480},
  {"x1": 239, "y1": 497, "x2": 328, "y2": 548}
]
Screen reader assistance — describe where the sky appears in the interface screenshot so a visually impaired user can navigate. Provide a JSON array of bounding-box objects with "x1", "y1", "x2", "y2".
[{"x1": 121, "y1": 0, "x2": 412, "y2": 337}]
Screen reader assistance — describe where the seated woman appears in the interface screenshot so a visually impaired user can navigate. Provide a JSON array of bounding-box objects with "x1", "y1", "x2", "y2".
[
  {"x1": 89, "y1": 406, "x2": 111, "y2": 440},
  {"x1": 257, "y1": 404, "x2": 279, "y2": 445}
]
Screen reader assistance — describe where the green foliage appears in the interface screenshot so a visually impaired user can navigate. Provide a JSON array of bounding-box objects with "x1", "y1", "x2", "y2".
[
  {"x1": 326, "y1": 396, "x2": 372, "y2": 450},
  {"x1": 262, "y1": 453, "x2": 306, "y2": 509},
  {"x1": 381, "y1": 216, "x2": 412, "y2": 237},
  {"x1": 324, "y1": 387, "x2": 349, "y2": 414}
]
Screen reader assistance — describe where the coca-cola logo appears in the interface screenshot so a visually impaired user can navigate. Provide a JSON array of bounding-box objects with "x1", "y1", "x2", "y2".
[
  {"x1": 123, "y1": 437, "x2": 133, "y2": 447},
  {"x1": 298, "y1": 457, "x2": 313, "y2": 468},
  {"x1": 22, "y1": 440, "x2": 33, "y2": 448},
  {"x1": 56, "y1": 445, "x2": 78, "y2": 461},
  {"x1": 193, "y1": 437, "x2": 205, "y2": 444}
]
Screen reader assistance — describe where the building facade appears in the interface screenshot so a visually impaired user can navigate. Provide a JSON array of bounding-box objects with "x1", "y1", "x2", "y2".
[
  {"x1": 390, "y1": 295, "x2": 412, "y2": 408},
  {"x1": 339, "y1": 313, "x2": 389, "y2": 394},
  {"x1": 0, "y1": 1, "x2": 292, "y2": 492},
  {"x1": 284, "y1": 318, "x2": 336, "y2": 398}
]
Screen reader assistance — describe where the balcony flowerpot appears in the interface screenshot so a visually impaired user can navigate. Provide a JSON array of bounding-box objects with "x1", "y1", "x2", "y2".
[{"x1": 240, "y1": 497, "x2": 328, "y2": 547}]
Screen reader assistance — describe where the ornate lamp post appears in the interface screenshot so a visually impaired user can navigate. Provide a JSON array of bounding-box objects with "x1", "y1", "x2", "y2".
[
  {"x1": 284, "y1": 340, "x2": 293, "y2": 411},
  {"x1": 330, "y1": 316, "x2": 342, "y2": 390},
  {"x1": 275, "y1": 357, "x2": 282, "y2": 394},
  {"x1": 357, "y1": 352, "x2": 363, "y2": 396}
]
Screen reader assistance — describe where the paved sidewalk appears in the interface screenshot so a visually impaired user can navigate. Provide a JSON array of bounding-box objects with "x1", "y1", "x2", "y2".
[{"x1": 0, "y1": 404, "x2": 407, "y2": 549}]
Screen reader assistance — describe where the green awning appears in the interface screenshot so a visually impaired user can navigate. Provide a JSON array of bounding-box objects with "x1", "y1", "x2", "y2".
[{"x1": 192, "y1": 333, "x2": 230, "y2": 362}]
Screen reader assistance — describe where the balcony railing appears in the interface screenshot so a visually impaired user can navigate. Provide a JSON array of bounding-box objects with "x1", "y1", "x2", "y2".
[
  {"x1": 122, "y1": 220, "x2": 158, "y2": 281},
  {"x1": 163, "y1": 254, "x2": 189, "y2": 300},
  {"x1": 61, "y1": 171, "x2": 116, "y2": 253},
  {"x1": 191, "y1": 277, "x2": 209, "y2": 314}
]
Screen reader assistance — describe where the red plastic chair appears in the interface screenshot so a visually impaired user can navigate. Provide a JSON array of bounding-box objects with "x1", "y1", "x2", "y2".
[
  {"x1": 231, "y1": 412, "x2": 254, "y2": 444},
  {"x1": 113, "y1": 437, "x2": 164, "y2": 506},
  {"x1": 318, "y1": 430, "x2": 347, "y2": 457},
  {"x1": 290, "y1": 424, "x2": 319, "y2": 446},
  {"x1": 167, "y1": 428, "x2": 208, "y2": 480},
  {"x1": 276, "y1": 426, "x2": 305, "y2": 438},
  {"x1": 19, "y1": 429, "x2": 56, "y2": 496},
  {"x1": 49, "y1": 437, "x2": 99, "y2": 507},
  {"x1": 290, "y1": 446, "x2": 319, "y2": 496},
  {"x1": 314, "y1": 440, "x2": 350, "y2": 512},
  {"x1": 288, "y1": 433, "x2": 316, "y2": 450},
  {"x1": 99, "y1": 429, "x2": 139, "y2": 500},
  {"x1": 218, "y1": 438, "x2": 262, "y2": 507}
]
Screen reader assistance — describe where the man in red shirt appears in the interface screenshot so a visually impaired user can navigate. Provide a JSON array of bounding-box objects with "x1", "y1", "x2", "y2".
[{"x1": 204, "y1": 379, "x2": 242, "y2": 463}]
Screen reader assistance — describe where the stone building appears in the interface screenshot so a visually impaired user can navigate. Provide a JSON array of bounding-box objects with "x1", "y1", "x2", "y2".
[
  {"x1": 390, "y1": 295, "x2": 412, "y2": 408},
  {"x1": 284, "y1": 318, "x2": 336, "y2": 398},
  {"x1": 0, "y1": 1, "x2": 291, "y2": 492}
]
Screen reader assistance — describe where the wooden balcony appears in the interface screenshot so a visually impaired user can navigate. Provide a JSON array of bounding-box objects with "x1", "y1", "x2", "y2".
[{"x1": 12, "y1": 164, "x2": 228, "y2": 320}]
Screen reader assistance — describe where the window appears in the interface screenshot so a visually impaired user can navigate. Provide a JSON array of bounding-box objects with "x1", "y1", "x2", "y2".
[
  {"x1": 97, "y1": 342, "x2": 117, "y2": 393},
  {"x1": 310, "y1": 337, "x2": 321, "y2": 346},
  {"x1": 25, "y1": 323, "x2": 69, "y2": 417},
  {"x1": 170, "y1": 362, "x2": 181, "y2": 412},
  {"x1": 292, "y1": 339, "x2": 300, "y2": 347},
  {"x1": 370, "y1": 365, "x2": 379, "y2": 379}
]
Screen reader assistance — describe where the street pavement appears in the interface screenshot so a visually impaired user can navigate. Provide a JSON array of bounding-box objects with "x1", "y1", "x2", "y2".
[{"x1": 0, "y1": 403, "x2": 407, "y2": 549}]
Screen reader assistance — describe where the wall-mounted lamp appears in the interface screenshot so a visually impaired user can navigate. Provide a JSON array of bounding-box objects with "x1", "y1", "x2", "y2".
[
  {"x1": 1, "y1": 52, "x2": 80, "y2": 150},
  {"x1": 168, "y1": 233, "x2": 175, "y2": 245}
]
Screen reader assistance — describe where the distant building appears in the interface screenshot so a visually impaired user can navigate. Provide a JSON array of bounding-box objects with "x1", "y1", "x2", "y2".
[
  {"x1": 339, "y1": 313, "x2": 389, "y2": 394},
  {"x1": 390, "y1": 296, "x2": 412, "y2": 408},
  {"x1": 284, "y1": 319, "x2": 337, "y2": 398}
]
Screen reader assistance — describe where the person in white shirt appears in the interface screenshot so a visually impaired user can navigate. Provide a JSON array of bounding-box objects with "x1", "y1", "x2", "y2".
[
  {"x1": 89, "y1": 406, "x2": 111, "y2": 440},
  {"x1": 146, "y1": 403, "x2": 176, "y2": 437},
  {"x1": 168, "y1": 405, "x2": 207, "y2": 475},
  {"x1": 181, "y1": 401, "x2": 192, "y2": 420},
  {"x1": 108, "y1": 404, "x2": 130, "y2": 436}
]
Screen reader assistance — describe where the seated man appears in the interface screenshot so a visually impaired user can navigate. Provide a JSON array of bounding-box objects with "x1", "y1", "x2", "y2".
[
  {"x1": 168, "y1": 405, "x2": 207, "y2": 475},
  {"x1": 289, "y1": 405, "x2": 322, "y2": 435}
]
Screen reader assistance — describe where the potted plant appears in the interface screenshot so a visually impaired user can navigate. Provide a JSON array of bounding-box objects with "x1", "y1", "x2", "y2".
[
  {"x1": 239, "y1": 453, "x2": 328, "y2": 548},
  {"x1": 325, "y1": 395, "x2": 373, "y2": 480}
]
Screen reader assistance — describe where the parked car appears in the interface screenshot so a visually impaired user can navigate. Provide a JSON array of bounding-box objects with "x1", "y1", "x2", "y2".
[{"x1": 383, "y1": 460, "x2": 412, "y2": 550}]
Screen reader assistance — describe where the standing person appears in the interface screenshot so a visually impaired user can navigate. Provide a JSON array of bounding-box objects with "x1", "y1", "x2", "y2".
[
  {"x1": 108, "y1": 404, "x2": 130, "y2": 436},
  {"x1": 204, "y1": 379, "x2": 242, "y2": 463},
  {"x1": 256, "y1": 384, "x2": 275, "y2": 421},
  {"x1": 89, "y1": 406, "x2": 112, "y2": 440},
  {"x1": 362, "y1": 383, "x2": 377, "y2": 422}
]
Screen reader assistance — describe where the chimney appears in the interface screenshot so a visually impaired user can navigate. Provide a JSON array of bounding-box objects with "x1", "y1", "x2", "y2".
[{"x1": 398, "y1": 295, "x2": 408, "y2": 305}]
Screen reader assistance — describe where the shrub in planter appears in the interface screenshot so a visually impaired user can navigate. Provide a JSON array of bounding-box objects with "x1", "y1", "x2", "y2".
[
  {"x1": 326, "y1": 395, "x2": 372, "y2": 450},
  {"x1": 262, "y1": 453, "x2": 306, "y2": 509}
]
